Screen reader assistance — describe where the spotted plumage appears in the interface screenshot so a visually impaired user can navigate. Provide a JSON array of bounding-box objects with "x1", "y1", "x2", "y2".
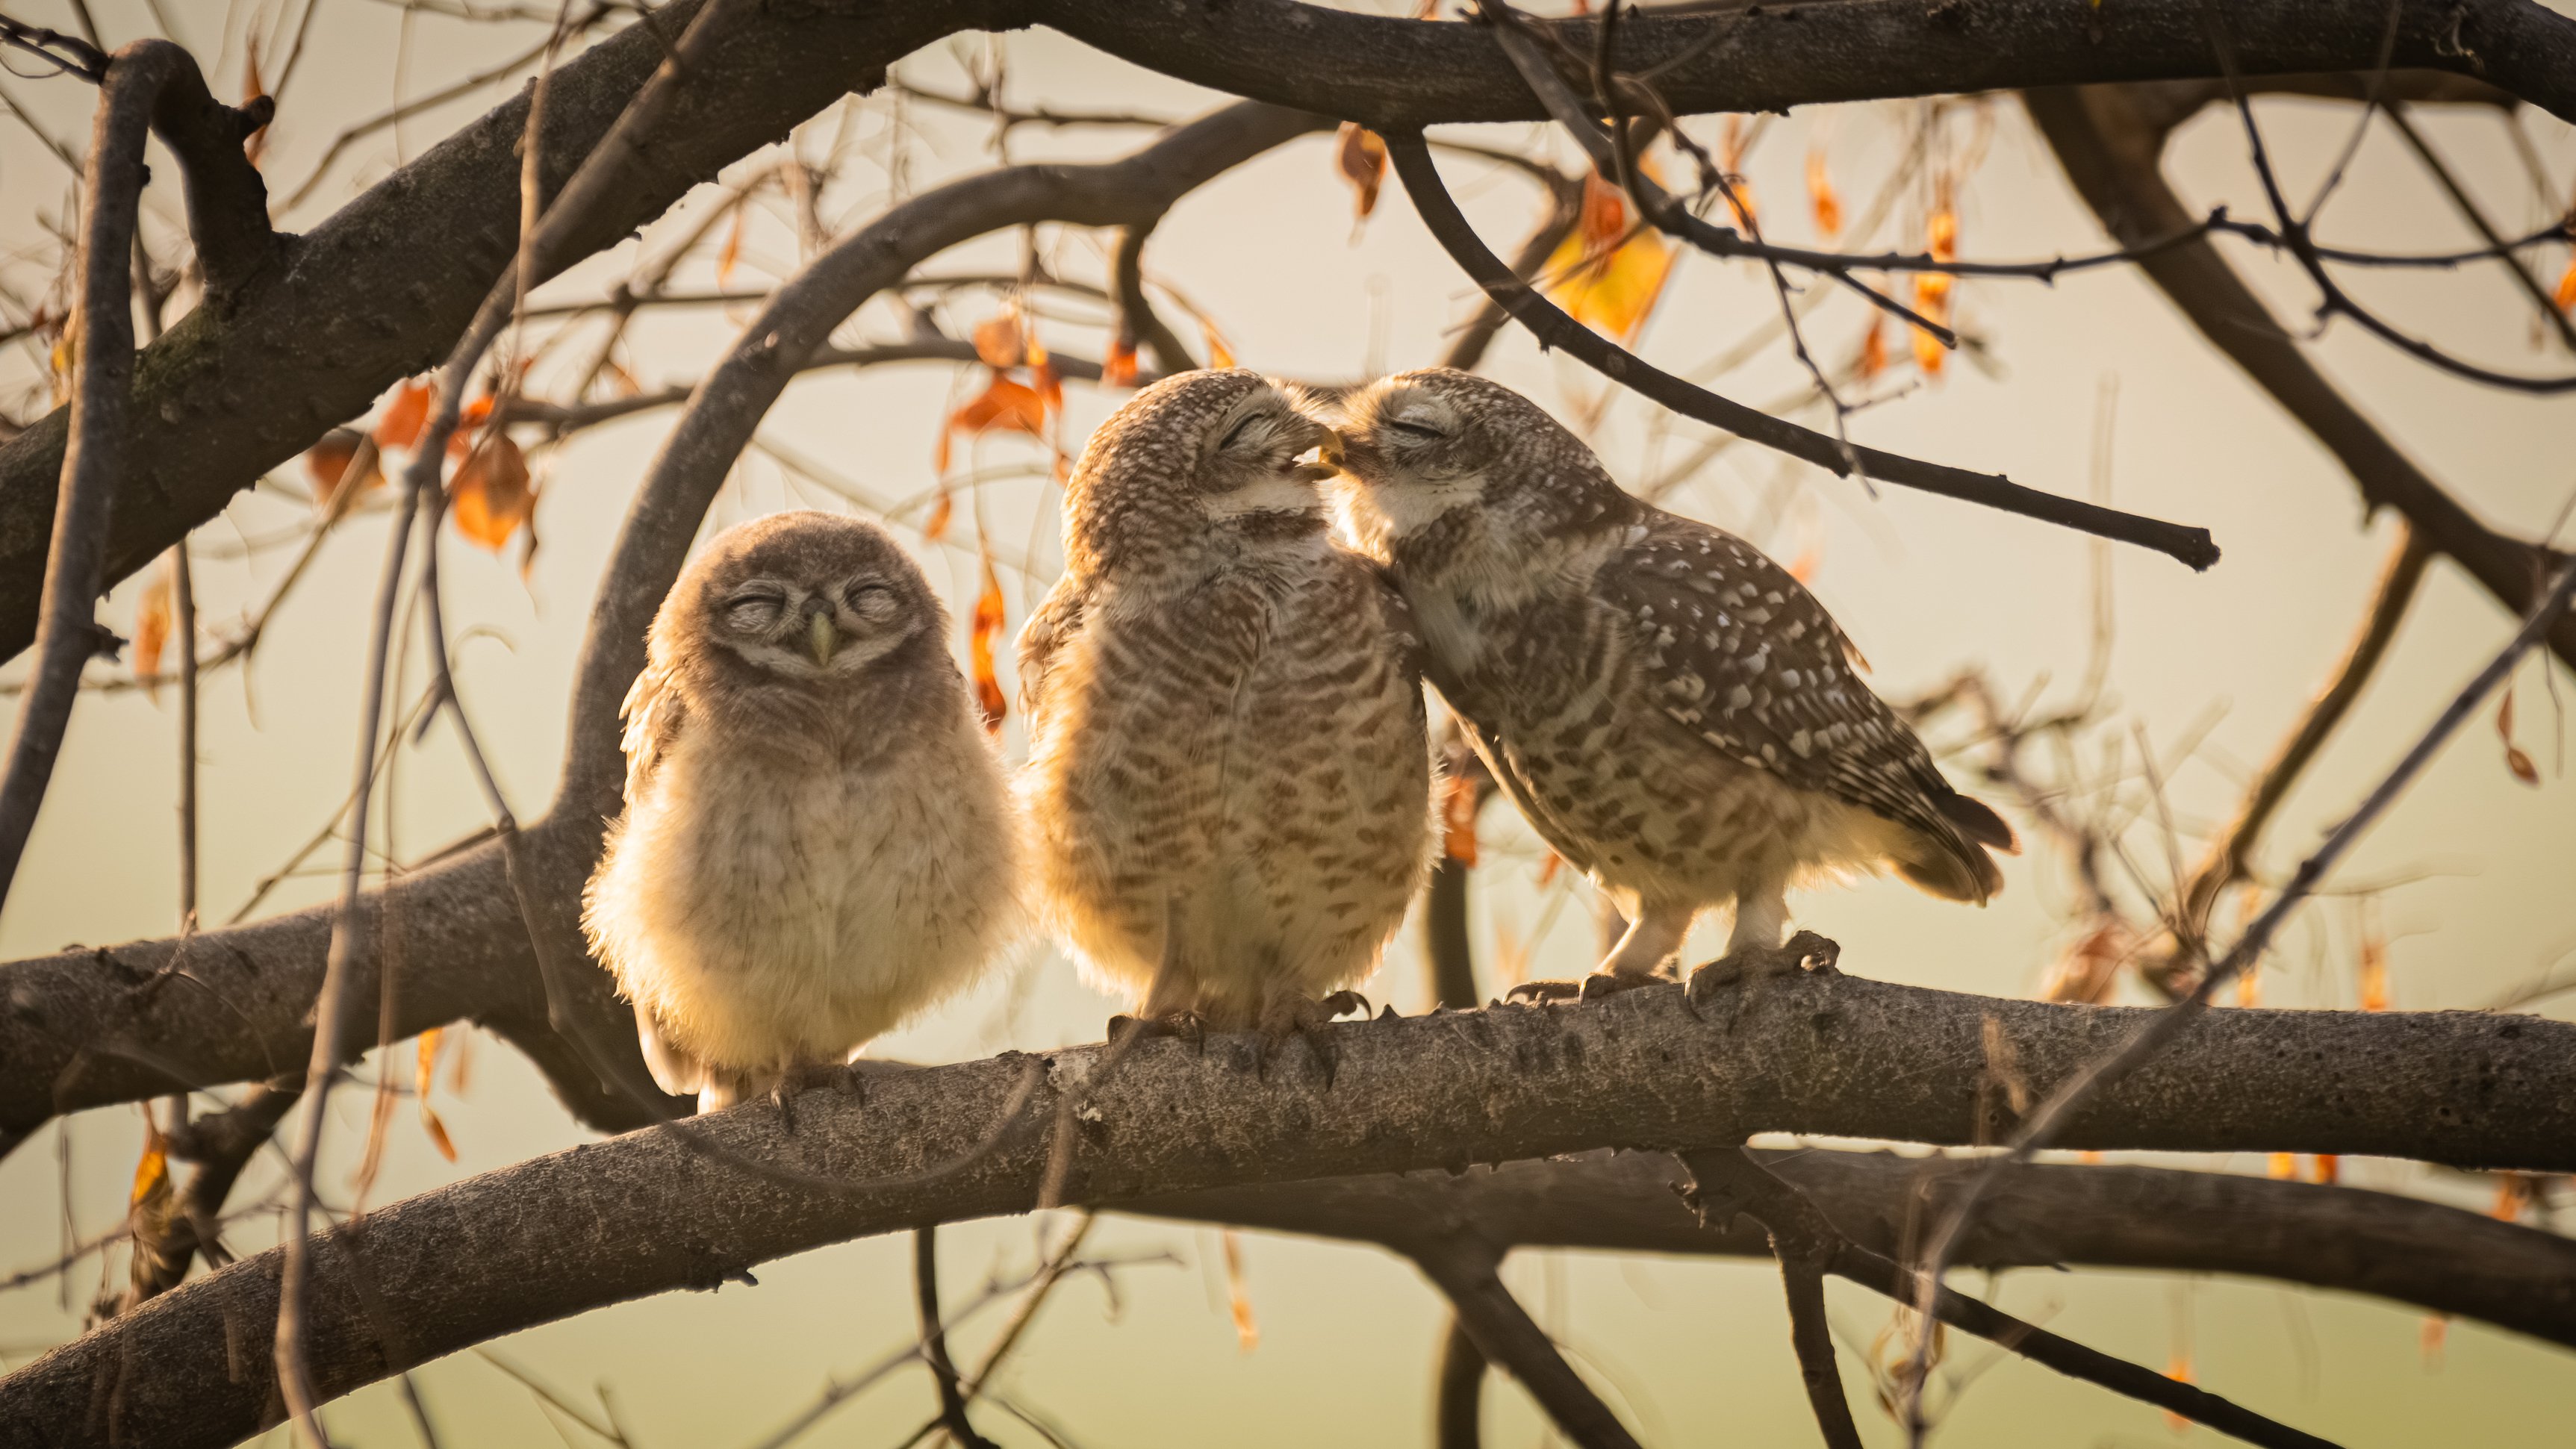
[
  {"x1": 1021, "y1": 370, "x2": 1435, "y2": 1029},
  {"x1": 582, "y1": 511, "x2": 1021, "y2": 1112},
  {"x1": 1331, "y1": 369, "x2": 2012, "y2": 985}
]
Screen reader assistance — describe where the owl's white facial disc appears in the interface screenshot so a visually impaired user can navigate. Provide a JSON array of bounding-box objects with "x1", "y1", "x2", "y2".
[
  {"x1": 1331, "y1": 381, "x2": 1490, "y2": 553},
  {"x1": 715, "y1": 570, "x2": 918, "y2": 681},
  {"x1": 1195, "y1": 387, "x2": 1338, "y2": 525}
]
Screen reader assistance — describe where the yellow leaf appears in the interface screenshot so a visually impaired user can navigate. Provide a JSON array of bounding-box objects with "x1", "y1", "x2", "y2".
[
  {"x1": 2267, "y1": 1152, "x2": 2296, "y2": 1180},
  {"x1": 129, "y1": 1118, "x2": 169, "y2": 1207},
  {"x1": 1545, "y1": 178, "x2": 1673, "y2": 343}
]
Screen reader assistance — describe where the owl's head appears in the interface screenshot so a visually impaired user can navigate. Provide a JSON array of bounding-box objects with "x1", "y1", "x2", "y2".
[
  {"x1": 1330, "y1": 369, "x2": 1635, "y2": 566},
  {"x1": 1060, "y1": 368, "x2": 1340, "y2": 577},
  {"x1": 657, "y1": 511, "x2": 945, "y2": 692}
]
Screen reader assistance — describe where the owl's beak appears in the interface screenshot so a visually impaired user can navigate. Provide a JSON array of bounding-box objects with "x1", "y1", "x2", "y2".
[
  {"x1": 806, "y1": 611, "x2": 839, "y2": 667},
  {"x1": 1289, "y1": 429, "x2": 1346, "y2": 484}
]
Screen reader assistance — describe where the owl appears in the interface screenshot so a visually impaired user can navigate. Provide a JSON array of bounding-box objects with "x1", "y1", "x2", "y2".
[
  {"x1": 1020, "y1": 370, "x2": 1434, "y2": 1047},
  {"x1": 1331, "y1": 369, "x2": 2014, "y2": 1000},
  {"x1": 582, "y1": 511, "x2": 1021, "y2": 1112}
]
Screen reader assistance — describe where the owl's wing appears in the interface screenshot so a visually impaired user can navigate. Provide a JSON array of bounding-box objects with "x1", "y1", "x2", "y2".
[
  {"x1": 1599, "y1": 512, "x2": 2012, "y2": 897},
  {"x1": 618, "y1": 658, "x2": 687, "y2": 806},
  {"x1": 1016, "y1": 577, "x2": 1089, "y2": 727}
]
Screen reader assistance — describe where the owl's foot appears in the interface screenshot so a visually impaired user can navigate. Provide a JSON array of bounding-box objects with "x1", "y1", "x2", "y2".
[
  {"x1": 1504, "y1": 969, "x2": 1666, "y2": 1006},
  {"x1": 1684, "y1": 931, "x2": 1841, "y2": 1015},
  {"x1": 1108, "y1": 1009, "x2": 1208, "y2": 1054},
  {"x1": 1255, "y1": 991, "x2": 1369, "y2": 1086},
  {"x1": 768, "y1": 1062, "x2": 860, "y2": 1135}
]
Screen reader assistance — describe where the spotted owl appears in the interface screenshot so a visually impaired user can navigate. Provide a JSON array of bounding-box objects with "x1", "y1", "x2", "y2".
[
  {"x1": 1020, "y1": 370, "x2": 1434, "y2": 1036},
  {"x1": 582, "y1": 511, "x2": 1021, "y2": 1112},
  {"x1": 1331, "y1": 369, "x2": 2013, "y2": 995}
]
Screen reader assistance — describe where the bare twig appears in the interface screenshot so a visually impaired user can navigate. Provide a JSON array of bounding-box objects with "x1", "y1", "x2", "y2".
[
  {"x1": 1407, "y1": 1236, "x2": 1642, "y2": 1449},
  {"x1": 1109, "y1": 217, "x2": 1198, "y2": 376},
  {"x1": 1435, "y1": 1314, "x2": 1488, "y2": 1449},
  {"x1": 2177, "y1": 527, "x2": 2430, "y2": 947},
  {"x1": 914, "y1": 1226, "x2": 1000, "y2": 1449},
  {"x1": 1382, "y1": 131, "x2": 2224, "y2": 570},
  {"x1": 2380, "y1": 100, "x2": 2576, "y2": 355},
  {"x1": 1682, "y1": 1150, "x2": 2335, "y2": 1449},
  {"x1": 1895, "y1": 558, "x2": 2576, "y2": 1442},
  {"x1": 0, "y1": 41, "x2": 270, "y2": 912}
]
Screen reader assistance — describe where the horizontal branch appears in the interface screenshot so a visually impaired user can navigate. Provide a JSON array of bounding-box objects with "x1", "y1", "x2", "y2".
[
  {"x1": 1383, "y1": 132, "x2": 2225, "y2": 570},
  {"x1": 7, "y1": 0, "x2": 2569, "y2": 659},
  {"x1": 4, "y1": 970, "x2": 2572, "y2": 1445},
  {"x1": 1134, "y1": 1147, "x2": 2576, "y2": 1350}
]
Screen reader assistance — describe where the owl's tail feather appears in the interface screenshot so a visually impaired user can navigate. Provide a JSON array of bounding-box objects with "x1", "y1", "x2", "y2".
[
  {"x1": 1941, "y1": 791, "x2": 2019, "y2": 853},
  {"x1": 1894, "y1": 820, "x2": 2006, "y2": 906}
]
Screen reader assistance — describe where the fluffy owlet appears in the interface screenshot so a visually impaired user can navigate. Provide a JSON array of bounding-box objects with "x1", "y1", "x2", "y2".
[
  {"x1": 1020, "y1": 370, "x2": 1434, "y2": 1041},
  {"x1": 1332, "y1": 370, "x2": 2013, "y2": 999},
  {"x1": 582, "y1": 511, "x2": 1021, "y2": 1112}
]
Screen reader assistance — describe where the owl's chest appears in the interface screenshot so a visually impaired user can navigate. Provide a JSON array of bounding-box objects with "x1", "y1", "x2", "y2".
[{"x1": 651, "y1": 729, "x2": 952, "y2": 914}]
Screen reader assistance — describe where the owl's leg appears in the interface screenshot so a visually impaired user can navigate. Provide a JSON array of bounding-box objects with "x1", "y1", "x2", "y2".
[
  {"x1": 1686, "y1": 879, "x2": 1839, "y2": 1012},
  {"x1": 1505, "y1": 906, "x2": 1690, "y2": 1004}
]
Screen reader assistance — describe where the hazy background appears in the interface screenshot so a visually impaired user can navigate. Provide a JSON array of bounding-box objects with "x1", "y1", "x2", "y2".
[{"x1": 2, "y1": 1, "x2": 2572, "y2": 1443}]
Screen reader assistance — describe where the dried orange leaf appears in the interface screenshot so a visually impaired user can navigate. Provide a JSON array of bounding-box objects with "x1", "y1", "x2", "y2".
[
  {"x1": 2498, "y1": 688, "x2": 2540, "y2": 785},
  {"x1": 1545, "y1": 187, "x2": 1673, "y2": 343},
  {"x1": 923, "y1": 488, "x2": 954, "y2": 543},
  {"x1": 2420, "y1": 1314, "x2": 2448, "y2": 1367},
  {"x1": 1786, "y1": 546, "x2": 1820, "y2": 585},
  {"x1": 308, "y1": 428, "x2": 379, "y2": 508},
  {"x1": 1856, "y1": 314, "x2": 1888, "y2": 381},
  {"x1": 2557, "y1": 255, "x2": 2576, "y2": 314},
  {"x1": 1032, "y1": 358, "x2": 1063, "y2": 416},
  {"x1": 375, "y1": 381, "x2": 432, "y2": 450},
  {"x1": 1439, "y1": 774, "x2": 1480, "y2": 866},
  {"x1": 716, "y1": 205, "x2": 747, "y2": 289},
  {"x1": 937, "y1": 371, "x2": 1048, "y2": 475},
  {"x1": 1805, "y1": 150, "x2": 1842, "y2": 240},
  {"x1": 1335, "y1": 122, "x2": 1389, "y2": 220},
  {"x1": 133, "y1": 563, "x2": 174, "y2": 696},
  {"x1": 451, "y1": 434, "x2": 534, "y2": 551},
  {"x1": 2163, "y1": 1356, "x2": 2193, "y2": 1433},
  {"x1": 973, "y1": 309, "x2": 1024, "y2": 370},
  {"x1": 2356, "y1": 926, "x2": 2389, "y2": 1012},
  {"x1": 2267, "y1": 1152, "x2": 2296, "y2": 1180},
  {"x1": 1103, "y1": 337, "x2": 1140, "y2": 388},
  {"x1": 129, "y1": 1118, "x2": 169, "y2": 1207},
  {"x1": 1535, "y1": 851, "x2": 1562, "y2": 888},
  {"x1": 1202, "y1": 320, "x2": 1238, "y2": 370},
  {"x1": 969, "y1": 550, "x2": 1007, "y2": 734},
  {"x1": 1220, "y1": 1228, "x2": 1260, "y2": 1354},
  {"x1": 2309, "y1": 1153, "x2": 2339, "y2": 1185}
]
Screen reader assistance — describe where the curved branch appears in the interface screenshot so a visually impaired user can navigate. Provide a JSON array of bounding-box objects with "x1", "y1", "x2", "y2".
[
  {"x1": 6, "y1": 970, "x2": 2575, "y2": 1445},
  {"x1": 2022, "y1": 83, "x2": 2576, "y2": 670},
  {"x1": 1110, "y1": 216, "x2": 1200, "y2": 376},
  {"x1": 9, "y1": 0, "x2": 2569, "y2": 660},
  {"x1": 1383, "y1": 132, "x2": 2225, "y2": 570}
]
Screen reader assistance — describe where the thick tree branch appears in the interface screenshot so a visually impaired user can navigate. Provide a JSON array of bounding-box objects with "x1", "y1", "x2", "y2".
[
  {"x1": 1384, "y1": 132, "x2": 2225, "y2": 570},
  {"x1": 1110, "y1": 216, "x2": 1200, "y2": 376},
  {"x1": 7, "y1": 0, "x2": 2570, "y2": 660},
  {"x1": 6, "y1": 971, "x2": 2575, "y2": 1445},
  {"x1": 2023, "y1": 84, "x2": 2576, "y2": 671},
  {"x1": 0, "y1": 40, "x2": 273, "y2": 913}
]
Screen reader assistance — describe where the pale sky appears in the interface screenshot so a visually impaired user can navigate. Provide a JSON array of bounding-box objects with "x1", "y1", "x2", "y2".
[{"x1": 1, "y1": 2, "x2": 2572, "y2": 1444}]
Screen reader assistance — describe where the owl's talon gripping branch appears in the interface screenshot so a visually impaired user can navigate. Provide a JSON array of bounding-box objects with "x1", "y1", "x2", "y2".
[
  {"x1": 1686, "y1": 931, "x2": 1844, "y2": 1012},
  {"x1": 1256, "y1": 992, "x2": 1369, "y2": 1085}
]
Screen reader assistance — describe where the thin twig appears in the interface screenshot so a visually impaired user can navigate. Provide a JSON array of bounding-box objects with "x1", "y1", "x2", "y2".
[
  {"x1": 914, "y1": 1226, "x2": 1000, "y2": 1449},
  {"x1": 1408, "y1": 1236, "x2": 1642, "y2": 1449},
  {"x1": 1381, "y1": 131, "x2": 2222, "y2": 570},
  {"x1": 1894, "y1": 557, "x2": 2576, "y2": 1444}
]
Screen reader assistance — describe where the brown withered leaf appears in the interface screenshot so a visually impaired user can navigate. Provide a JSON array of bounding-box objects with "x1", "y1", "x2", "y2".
[
  {"x1": 375, "y1": 380, "x2": 432, "y2": 450},
  {"x1": 2498, "y1": 688, "x2": 2539, "y2": 785},
  {"x1": 936, "y1": 371, "x2": 1048, "y2": 475},
  {"x1": 1334, "y1": 122, "x2": 1388, "y2": 220},
  {"x1": 132, "y1": 563, "x2": 173, "y2": 698},
  {"x1": 451, "y1": 434, "x2": 534, "y2": 551},
  {"x1": 1439, "y1": 774, "x2": 1479, "y2": 866},
  {"x1": 973, "y1": 309, "x2": 1025, "y2": 370}
]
